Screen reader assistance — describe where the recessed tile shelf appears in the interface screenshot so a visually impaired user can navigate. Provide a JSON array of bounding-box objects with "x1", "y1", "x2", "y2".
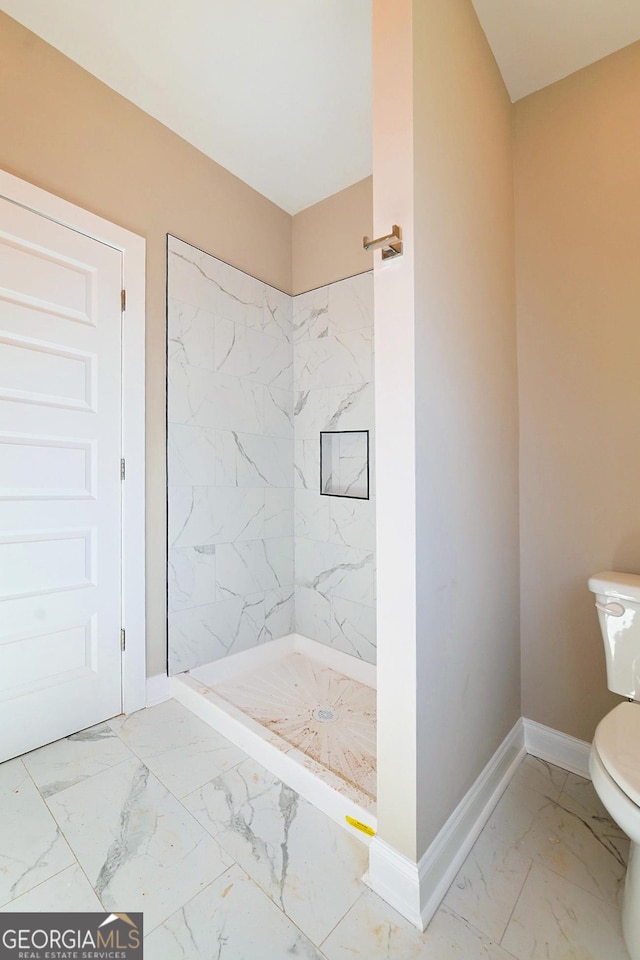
[{"x1": 320, "y1": 430, "x2": 369, "y2": 500}]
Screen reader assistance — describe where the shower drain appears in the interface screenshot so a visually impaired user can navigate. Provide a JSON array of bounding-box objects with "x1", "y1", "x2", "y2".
[{"x1": 312, "y1": 706, "x2": 338, "y2": 723}]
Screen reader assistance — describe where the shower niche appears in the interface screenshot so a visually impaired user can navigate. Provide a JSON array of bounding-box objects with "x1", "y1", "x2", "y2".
[{"x1": 320, "y1": 430, "x2": 369, "y2": 500}]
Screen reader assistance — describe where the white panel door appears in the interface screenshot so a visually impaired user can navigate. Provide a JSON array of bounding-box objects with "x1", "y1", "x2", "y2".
[{"x1": 0, "y1": 196, "x2": 123, "y2": 761}]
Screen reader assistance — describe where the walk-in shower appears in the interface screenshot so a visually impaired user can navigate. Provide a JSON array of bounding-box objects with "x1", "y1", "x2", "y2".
[{"x1": 166, "y1": 235, "x2": 375, "y2": 840}]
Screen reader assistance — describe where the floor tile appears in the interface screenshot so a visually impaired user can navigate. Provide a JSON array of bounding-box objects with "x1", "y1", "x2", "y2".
[
  {"x1": 46, "y1": 756, "x2": 233, "y2": 931},
  {"x1": 501, "y1": 862, "x2": 630, "y2": 960},
  {"x1": 22, "y1": 723, "x2": 134, "y2": 798},
  {"x1": 3, "y1": 707, "x2": 633, "y2": 960},
  {"x1": 109, "y1": 700, "x2": 246, "y2": 798},
  {"x1": 0, "y1": 758, "x2": 75, "y2": 906},
  {"x1": 513, "y1": 755, "x2": 569, "y2": 797},
  {"x1": 562, "y1": 771, "x2": 630, "y2": 844},
  {"x1": 183, "y1": 756, "x2": 368, "y2": 945},
  {"x1": 443, "y1": 831, "x2": 531, "y2": 941},
  {"x1": 0, "y1": 864, "x2": 103, "y2": 912},
  {"x1": 145, "y1": 864, "x2": 326, "y2": 960},
  {"x1": 322, "y1": 891, "x2": 515, "y2": 960},
  {"x1": 485, "y1": 755, "x2": 569, "y2": 848},
  {"x1": 511, "y1": 775, "x2": 628, "y2": 906}
]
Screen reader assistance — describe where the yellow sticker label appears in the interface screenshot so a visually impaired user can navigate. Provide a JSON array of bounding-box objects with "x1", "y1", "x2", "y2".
[{"x1": 345, "y1": 815, "x2": 376, "y2": 837}]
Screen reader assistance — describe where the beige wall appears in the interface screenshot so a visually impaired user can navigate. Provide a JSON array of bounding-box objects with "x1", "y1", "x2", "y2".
[
  {"x1": 412, "y1": 0, "x2": 519, "y2": 854},
  {"x1": 291, "y1": 177, "x2": 373, "y2": 294},
  {"x1": 516, "y1": 41, "x2": 640, "y2": 741},
  {"x1": 0, "y1": 12, "x2": 374, "y2": 678},
  {"x1": 371, "y1": 0, "x2": 519, "y2": 867},
  {"x1": 371, "y1": 0, "x2": 419, "y2": 862}
]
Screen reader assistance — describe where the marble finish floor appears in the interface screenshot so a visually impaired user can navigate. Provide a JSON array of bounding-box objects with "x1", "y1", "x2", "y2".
[
  {"x1": 214, "y1": 652, "x2": 377, "y2": 801},
  {"x1": 0, "y1": 699, "x2": 631, "y2": 959}
]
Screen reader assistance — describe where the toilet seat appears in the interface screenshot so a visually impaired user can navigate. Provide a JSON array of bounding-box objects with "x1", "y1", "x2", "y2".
[{"x1": 593, "y1": 701, "x2": 640, "y2": 808}]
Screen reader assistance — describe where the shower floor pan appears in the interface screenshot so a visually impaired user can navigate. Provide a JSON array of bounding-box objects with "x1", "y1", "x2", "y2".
[{"x1": 171, "y1": 634, "x2": 376, "y2": 844}]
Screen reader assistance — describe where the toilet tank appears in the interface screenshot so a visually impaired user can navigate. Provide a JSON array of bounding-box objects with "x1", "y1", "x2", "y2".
[{"x1": 589, "y1": 571, "x2": 640, "y2": 700}]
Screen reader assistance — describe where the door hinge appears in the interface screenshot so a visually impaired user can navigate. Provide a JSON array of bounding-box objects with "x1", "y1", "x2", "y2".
[
  {"x1": 120, "y1": 628, "x2": 126, "y2": 652},
  {"x1": 121, "y1": 289, "x2": 126, "y2": 312},
  {"x1": 120, "y1": 458, "x2": 126, "y2": 480}
]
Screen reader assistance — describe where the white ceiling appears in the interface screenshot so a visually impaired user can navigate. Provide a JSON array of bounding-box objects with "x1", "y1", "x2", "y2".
[
  {"x1": 0, "y1": 0, "x2": 372, "y2": 215},
  {"x1": 471, "y1": 0, "x2": 640, "y2": 102},
  {"x1": 3, "y1": 2, "x2": 640, "y2": 213}
]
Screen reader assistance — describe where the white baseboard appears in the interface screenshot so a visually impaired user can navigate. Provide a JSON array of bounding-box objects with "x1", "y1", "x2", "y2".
[
  {"x1": 369, "y1": 716, "x2": 592, "y2": 931},
  {"x1": 146, "y1": 672, "x2": 171, "y2": 707},
  {"x1": 523, "y1": 718, "x2": 591, "y2": 779},
  {"x1": 368, "y1": 839, "x2": 424, "y2": 927},
  {"x1": 369, "y1": 718, "x2": 526, "y2": 931}
]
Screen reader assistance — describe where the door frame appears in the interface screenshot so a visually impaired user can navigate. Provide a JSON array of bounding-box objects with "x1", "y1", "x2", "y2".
[{"x1": 0, "y1": 169, "x2": 147, "y2": 715}]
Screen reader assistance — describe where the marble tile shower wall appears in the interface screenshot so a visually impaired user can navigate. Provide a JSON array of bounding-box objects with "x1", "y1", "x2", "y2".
[
  {"x1": 293, "y1": 272, "x2": 376, "y2": 664},
  {"x1": 167, "y1": 235, "x2": 375, "y2": 673},
  {"x1": 167, "y1": 237, "x2": 295, "y2": 674}
]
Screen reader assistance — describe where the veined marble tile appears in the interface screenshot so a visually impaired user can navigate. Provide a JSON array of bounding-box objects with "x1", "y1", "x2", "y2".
[
  {"x1": 0, "y1": 758, "x2": 75, "y2": 906},
  {"x1": 167, "y1": 423, "x2": 216, "y2": 485},
  {"x1": 295, "y1": 438, "x2": 321, "y2": 490},
  {"x1": 295, "y1": 584, "x2": 332, "y2": 644},
  {"x1": 501, "y1": 862, "x2": 629, "y2": 960},
  {"x1": 330, "y1": 596, "x2": 376, "y2": 663},
  {"x1": 167, "y1": 298, "x2": 215, "y2": 371},
  {"x1": 145, "y1": 864, "x2": 324, "y2": 960},
  {"x1": 293, "y1": 286, "x2": 329, "y2": 342},
  {"x1": 506, "y1": 773, "x2": 628, "y2": 906},
  {"x1": 205, "y1": 259, "x2": 266, "y2": 329},
  {"x1": 0, "y1": 864, "x2": 103, "y2": 913},
  {"x1": 443, "y1": 832, "x2": 531, "y2": 942},
  {"x1": 168, "y1": 544, "x2": 216, "y2": 612},
  {"x1": 215, "y1": 431, "x2": 293, "y2": 488},
  {"x1": 215, "y1": 318, "x2": 293, "y2": 390},
  {"x1": 328, "y1": 495, "x2": 376, "y2": 551},
  {"x1": 167, "y1": 238, "x2": 209, "y2": 309},
  {"x1": 206, "y1": 373, "x2": 265, "y2": 434},
  {"x1": 21, "y1": 723, "x2": 133, "y2": 799},
  {"x1": 169, "y1": 594, "x2": 265, "y2": 672},
  {"x1": 294, "y1": 388, "x2": 330, "y2": 439},
  {"x1": 264, "y1": 385, "x2": 294, "y2": 438},
  {"x1": 168, "y1": 364, "x2": 265, "y2": 435},
  {"x1": 295, "y1": 488, "x2": 331, "y2": 541},
  {"x1": 485, "y1": 754, "x2": 568, "y2": 848},
  {"x1": 264, "y1": 586, "x2": 295, "y2": 641},
  {"x1": 169, "y1": 486, "x2": 264, "y2": 548},
  {"x1": 216, "y1": 538, "x2": 294, "y2": 599},
  {"x1": 511, "y1": 754, "x2": 569, "y2": 799},
  {"x1": 327, "y1": 382, "x2": 374, "y2": 433},
  {"x1": 168, "y1": 239, "x2": 265, "y2": 327},
  {"x1": 109, "y1": 700, "x2": 245, "y2": 798},
  {"x1": 323, "y1": 894, "x2": 515, "y2": 960},
  {"x1": 264, "y1": 487, "x2": 294, "y2": 538},
  {"x1": 206, "y1": 262, "x2": 265, "y2": 328},
  {"x1": 263, "y1": 284, "x2": 293, "y2": 341},
  {"x1": 295, "y1": 330, "x2": 372, "y2": 392},
  {"x1": 296, "y1": 538, "x2": 375, "y2": 607},
  {"x1": 47, "y1": 757, "x2": 233, "y2": 932},
  {"x1": 167, "y1": 360, "x2": 212, "y2": 427},
  {"x1": 183, "y1": 757, "x2": 368, "y2": 945},
  {"x1": 327, "y1": 271, "x2": 374, "y2": 337}
]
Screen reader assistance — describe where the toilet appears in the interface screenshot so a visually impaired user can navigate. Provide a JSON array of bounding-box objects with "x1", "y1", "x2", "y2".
[{"x1": 589, "y1": 571, "x2": 640, "y2": 959}]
